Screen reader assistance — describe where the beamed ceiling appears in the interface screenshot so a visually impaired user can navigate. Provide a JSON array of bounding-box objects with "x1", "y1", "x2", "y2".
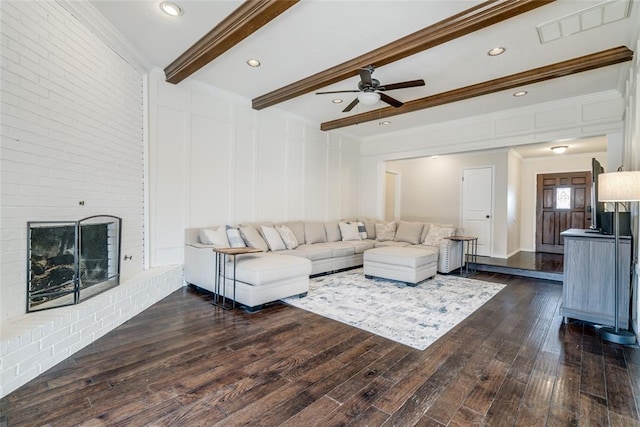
[{"x1": 90, "y1": 0, "x2": 639, "y2": 139}]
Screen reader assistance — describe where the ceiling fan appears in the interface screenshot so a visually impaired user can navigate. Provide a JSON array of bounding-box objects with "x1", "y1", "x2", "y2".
[{"x1": 315, "y1": 65, "x2": 425, "y2": 112}]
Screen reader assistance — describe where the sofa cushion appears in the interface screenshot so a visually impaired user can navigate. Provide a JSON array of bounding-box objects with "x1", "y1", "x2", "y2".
[
  {"x1": 375, "y1": 221, "x2": 396, "y2": 241},
  {"x1": 228, "y1": 253, "x2": 311, "y2": 286},
  {"x1": 324, "y1": 221, "x2": 341, "y2": 242},
  {"x1": 239, "y1": 225, "x2": 269, "y2": 252},
  {"x1": 199, "y1": 227, "x2": 230, "y2": 248},
  {"x1": 292, "y1": 243, "x2": 333, "y2": 260},
  {"x1": 374, "y1": 240, "x2": 411, "y2": 248},
  {"x1": 323, "y1": 241, "x2": 356, "y2": 257},
  {"x1": 346, "y1": 240, "x2": 376, "y2": 254},
  {"x1": 276, "y1": 225, "x2": 299, "y2": 250},
  {"x1": 305, "y1": 222, "x2": 327, "y2": 244},
  {"x1": 339, "y1": 222, "x2": 361, "y2": 241},
  {"x1": 420, "y1": 223, "x2": 432, "y2": 243},
  {"x1": 423, "y1": 224, "x2": 456, "y2": 246},
  {"x1": 261, "y1": 225, "x2": 286, "y2": 251},
  {"x1": 226, "y1": 226, "x2": 247, "y2": 248},
  {"x1": 394, "y1": 221, "x2": 424, "y2": 245},
  {"x1": 361, "y1": 219, "x2": 376, "y2": 240}
]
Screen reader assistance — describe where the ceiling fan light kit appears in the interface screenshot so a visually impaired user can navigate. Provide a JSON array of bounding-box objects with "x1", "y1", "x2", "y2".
[{"x1": 358, "y1": 91, "x2": 381, "y2": 105}]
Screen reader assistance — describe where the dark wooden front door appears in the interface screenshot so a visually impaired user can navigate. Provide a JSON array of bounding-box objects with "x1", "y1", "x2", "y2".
[{"x1": 536, "y1": 171, "x2": 592, "y2": 254}]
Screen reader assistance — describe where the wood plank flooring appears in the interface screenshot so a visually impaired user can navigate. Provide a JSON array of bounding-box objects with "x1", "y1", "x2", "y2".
[{"x1": 1, "y1": 272, "x2": 639, "y2": 426}]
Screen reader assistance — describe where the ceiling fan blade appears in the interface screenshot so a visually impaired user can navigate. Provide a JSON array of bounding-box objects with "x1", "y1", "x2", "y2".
[
  {"x1": 316, "y1": 90, "x2": 360, "y2": 95},
  {"x1": 359, "y1": 67, "x2": 374, "y2": 87},
  {"x1": 378, "y1": 79, "x2": 426, "y2": 91},
  {"x1": 342, "y1": 98, "x2": 359, "y2": 112},
  {"x1": 379, "y1": 92, "x2": 403, "y2": 108}
]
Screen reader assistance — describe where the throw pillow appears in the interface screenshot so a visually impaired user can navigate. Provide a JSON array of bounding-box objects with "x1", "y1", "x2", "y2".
[
  {"x1": 276, "y1": 225, "x2": 299, "y2": 250},
  {"x1": 375, "y1": 222, "x2": 396, "y2": 241},
  {"x1": 199, "y1": 227, "x2": 230, "y2": 247},
  {"x1": 362, "y1": 219, "x2": 376, "y2": 240},
  {"x1": 239, "y1": 225, "x2": 269, "y2": 252},
  {"x1": 356, "y1": 221, "x2": 367, "y2": 239},
  {"x1": 423, "y1": 225, "x2": 456, "y2": 247},
  {"x1": 261, "y1": 225, "x2": 286, "y2": 251},
  {"x1": 225, "y1": 226, "x2": 246, "y2": 248},
  {"x1": 394, "y1": 221, "x2": 424, "y2": 245},
  {"x1": 339, "y1": 222, "x2": 361, "y2": 241}
]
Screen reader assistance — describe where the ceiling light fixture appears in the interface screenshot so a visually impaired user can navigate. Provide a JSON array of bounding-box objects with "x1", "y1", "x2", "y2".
[
  {"x1": 246, "y1": 59, "x2": 261, "y2": 67},
  {"x1": 332, "y1": 99, "x2": 343, "y2": 104},
  {"x1": 551, "y1": 145, "x2": 568, "y2": 154},
  {"x1": 379, "y1": 120, "x2": 391, "y2": 126},
  {"x1": 488, "y1": 47, "x2": 506, "y2": 56},
  {"x1": 513, "y1": 91, "x2": 528, "y2": 97},
  {"x1": 431, "y1": 155, "x2": 439, "y2": 159},
  {"x1": 160, "y1": 1, "x2": 183, "y2": 16},
  {"x1": 358, "y1": 91, "x2": 381, "y2": 106}
]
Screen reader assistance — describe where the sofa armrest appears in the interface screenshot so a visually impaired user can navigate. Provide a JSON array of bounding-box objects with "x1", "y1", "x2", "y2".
[
  {"x1": 184, "y1": 244, "x2": 217, "y2": 292},
  {"x1": 436, "y1": 239, "x2": 464, "y2": 273}
]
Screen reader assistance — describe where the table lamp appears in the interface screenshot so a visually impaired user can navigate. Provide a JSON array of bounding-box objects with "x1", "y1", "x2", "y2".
[{"x1": 597, "y1": 170, "x2": 640, "y2": 345}]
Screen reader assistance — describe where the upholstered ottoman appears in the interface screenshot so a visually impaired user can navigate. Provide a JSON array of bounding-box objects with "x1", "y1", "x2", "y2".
[
  {"x1": 363, "y1": 247, "x2": 438, "y2": 286},
  {"x1": 220, "y1": 253, "x2": 312, "y2": 310}
]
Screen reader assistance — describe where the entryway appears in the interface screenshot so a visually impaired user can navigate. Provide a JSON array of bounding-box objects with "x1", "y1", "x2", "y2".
[{"x1": 535, "y1": 171, "x2": 592, "y2": 254}]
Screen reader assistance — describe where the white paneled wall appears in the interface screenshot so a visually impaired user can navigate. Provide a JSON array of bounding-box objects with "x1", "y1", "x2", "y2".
[{"x1": 148, "y1": 72, "x2": 361, "y2": 266}]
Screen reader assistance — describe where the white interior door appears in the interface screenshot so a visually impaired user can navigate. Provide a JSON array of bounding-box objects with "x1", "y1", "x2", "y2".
[{"x1": 462, "y1": 167, "x2": 493, "y2": 256}]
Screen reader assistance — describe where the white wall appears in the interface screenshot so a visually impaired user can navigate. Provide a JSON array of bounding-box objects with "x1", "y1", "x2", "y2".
[
  {"x1": 386, "y1": 149, "x2": 509, "y2": 257},
  {"x1": 0, "y1": 1, "x2": 145, "y2": 321},
  {"x1": 148, "y1": 71, "x2": 361, "y2": 266},
  {"x1": 519, "y1": 152, "x2": 607, "y2": 251}
]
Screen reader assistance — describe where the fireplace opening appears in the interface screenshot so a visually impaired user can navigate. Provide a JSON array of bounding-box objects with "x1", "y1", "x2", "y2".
[{"x1": 27, "y1": 215, "x2": 122, "y2": 312}]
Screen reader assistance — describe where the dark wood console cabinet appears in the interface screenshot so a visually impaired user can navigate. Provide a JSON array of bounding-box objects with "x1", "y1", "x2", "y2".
[{"x1": 560, "y1": 229, "x2": 631, "y2": 326}]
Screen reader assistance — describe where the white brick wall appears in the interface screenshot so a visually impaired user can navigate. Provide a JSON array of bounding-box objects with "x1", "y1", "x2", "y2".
[
  {"x1": 0, "y1": 0, "x2": 184, "y2": 399},
  {"x1": 1, "y1": 0, "x2": 144, "y2": 321}
]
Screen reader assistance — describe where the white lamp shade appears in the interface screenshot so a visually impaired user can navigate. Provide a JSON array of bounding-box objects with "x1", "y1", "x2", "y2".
[
  {"x1": 358, "y1": 91, "x2": 380, "y2": 105},
  {"x1": 598, "y1": 171, "x2": 640, "y2": 202}
]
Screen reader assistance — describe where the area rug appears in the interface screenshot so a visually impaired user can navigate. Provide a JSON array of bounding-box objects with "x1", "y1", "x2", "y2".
[{"x1": 282, "y1": 269, "x2": 505, "y2": 350}]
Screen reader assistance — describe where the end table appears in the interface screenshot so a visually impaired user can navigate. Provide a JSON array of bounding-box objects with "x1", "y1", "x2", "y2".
[
  {"x1": 445, "y1": 236, "x2": 478, "y2": 277},
  {"x1": 212, "y1": 247, "x2": 262, "y2": 309}
]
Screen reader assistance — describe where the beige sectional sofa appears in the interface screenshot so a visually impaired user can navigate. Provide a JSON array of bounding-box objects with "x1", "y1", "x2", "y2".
[{"x1": 184, "y1": 219, "x2": 463, "y2": 310}]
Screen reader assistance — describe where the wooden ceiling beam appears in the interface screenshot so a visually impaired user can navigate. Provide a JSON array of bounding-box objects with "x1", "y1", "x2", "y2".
[
  {"x1": 319, "y1": 46, "x2": 633, "y2": 131},
  {"x1": 164, "y1": 0, "x2": 299, "y2": 84},
  {"x1": 252, "y1": 0, "x2": 555, "y2": 110}
]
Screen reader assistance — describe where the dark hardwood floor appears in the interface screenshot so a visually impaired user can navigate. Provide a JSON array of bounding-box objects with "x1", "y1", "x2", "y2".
[{"x1": 1, "y1": 272, "x2": 639, "y2": 426}]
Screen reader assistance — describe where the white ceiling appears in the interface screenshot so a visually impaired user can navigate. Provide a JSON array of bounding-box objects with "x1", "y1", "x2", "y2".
[{"x1": 89, "y1": 0, "x2": 639, "y2": 143}]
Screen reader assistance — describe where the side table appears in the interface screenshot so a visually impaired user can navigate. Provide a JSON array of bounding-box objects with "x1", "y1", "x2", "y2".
[
  {"x1": 212, "y1": 247, "x2": 262, "y2": 309},
  {"x1": 445, "y1": 236, "x2": 478, "y2": 277}
]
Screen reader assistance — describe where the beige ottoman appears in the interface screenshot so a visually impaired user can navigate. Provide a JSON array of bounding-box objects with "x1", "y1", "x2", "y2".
[{"x1": 363, "y1": 247, "x2": 438, "y2": 286}]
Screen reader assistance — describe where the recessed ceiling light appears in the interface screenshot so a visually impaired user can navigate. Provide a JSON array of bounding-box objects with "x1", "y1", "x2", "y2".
[
  {"x1": 488, "y1": 47, "x2": 506, "y2": 56},
  {"x1": 246, "y1": 59, "x2": 261, "y2": 67},
  {"x1": 513, "y1": 91, "x2": 528, "y2": 97},
  {"x1": 332, "y1": 99, "x2": 343, "y2": 104},
  {"x1": 431, "y1": 155, "x2": 439, "y2": 159},
  {"x1": 160, "y1": 1, "x2": 183, "y2": 16},
  {"x1": 379, "y1": 120, "x2": 391, "y2": 126},
  {"x1": 551, "y1": 145, "x2": 568, "y2": 154}
]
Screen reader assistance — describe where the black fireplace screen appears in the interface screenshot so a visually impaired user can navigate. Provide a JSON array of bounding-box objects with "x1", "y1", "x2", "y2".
[{"x1": 27, "y1": 215, "x2": 122, "y2": 312}]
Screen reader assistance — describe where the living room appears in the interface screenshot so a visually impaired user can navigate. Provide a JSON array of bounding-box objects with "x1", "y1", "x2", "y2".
[{"x1": 1, "y1": 0, "x2": 640, "y2": 423}]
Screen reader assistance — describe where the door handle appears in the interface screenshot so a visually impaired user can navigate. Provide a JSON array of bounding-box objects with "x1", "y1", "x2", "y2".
[{"x1": 486, "y1": 215, "x2": 490, "y2": 219}]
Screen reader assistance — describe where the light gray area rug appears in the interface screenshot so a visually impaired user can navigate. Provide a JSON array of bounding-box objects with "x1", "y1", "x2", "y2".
[{"x1": 282, "y1": 268, "x2": 505, "y2": 350}]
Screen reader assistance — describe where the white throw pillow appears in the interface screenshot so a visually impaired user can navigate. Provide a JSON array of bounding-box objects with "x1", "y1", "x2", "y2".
[
  {"x1": 239, "y1": 225, "x2": 269, "y2": 251},
  {"x1": 276, "y1": 225, "x2": 299, "y2": 250},
  {"x1": 423, "y1": 225, "x2": 456, "y2": 246},
  {"x1": 375, "y1": 222, "x2": 396, "y2": 241},
  {"x1": 261, "y1": 225, "x2": 286, "y2": 251},
  {"x1": 339, "y1": 222, "x2": 362, "y2": 241},
  {"x1": 199, "y1": 227, "x2": 230, "y2": 247},
  {"x1": 225, "y1": 226, "x2": 246, "y2": 248}
]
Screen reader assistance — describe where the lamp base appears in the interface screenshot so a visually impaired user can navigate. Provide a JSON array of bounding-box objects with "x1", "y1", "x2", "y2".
[{"x1": 600, "y1": 327, "x2": 636, "y2": 345}]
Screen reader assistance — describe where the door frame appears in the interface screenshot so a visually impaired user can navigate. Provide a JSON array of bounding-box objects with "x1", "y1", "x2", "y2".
[{"x1": 384, "y1": 170, "x2": 401, "y2": 221}]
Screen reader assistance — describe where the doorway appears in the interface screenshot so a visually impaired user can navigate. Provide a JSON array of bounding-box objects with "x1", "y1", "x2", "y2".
[
  {"x1": 461, "y1": 167, "x2": 493, "y2": 256},
  {"x1": 535, "y1": 171, "x2": 592, "y2": 254}
]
